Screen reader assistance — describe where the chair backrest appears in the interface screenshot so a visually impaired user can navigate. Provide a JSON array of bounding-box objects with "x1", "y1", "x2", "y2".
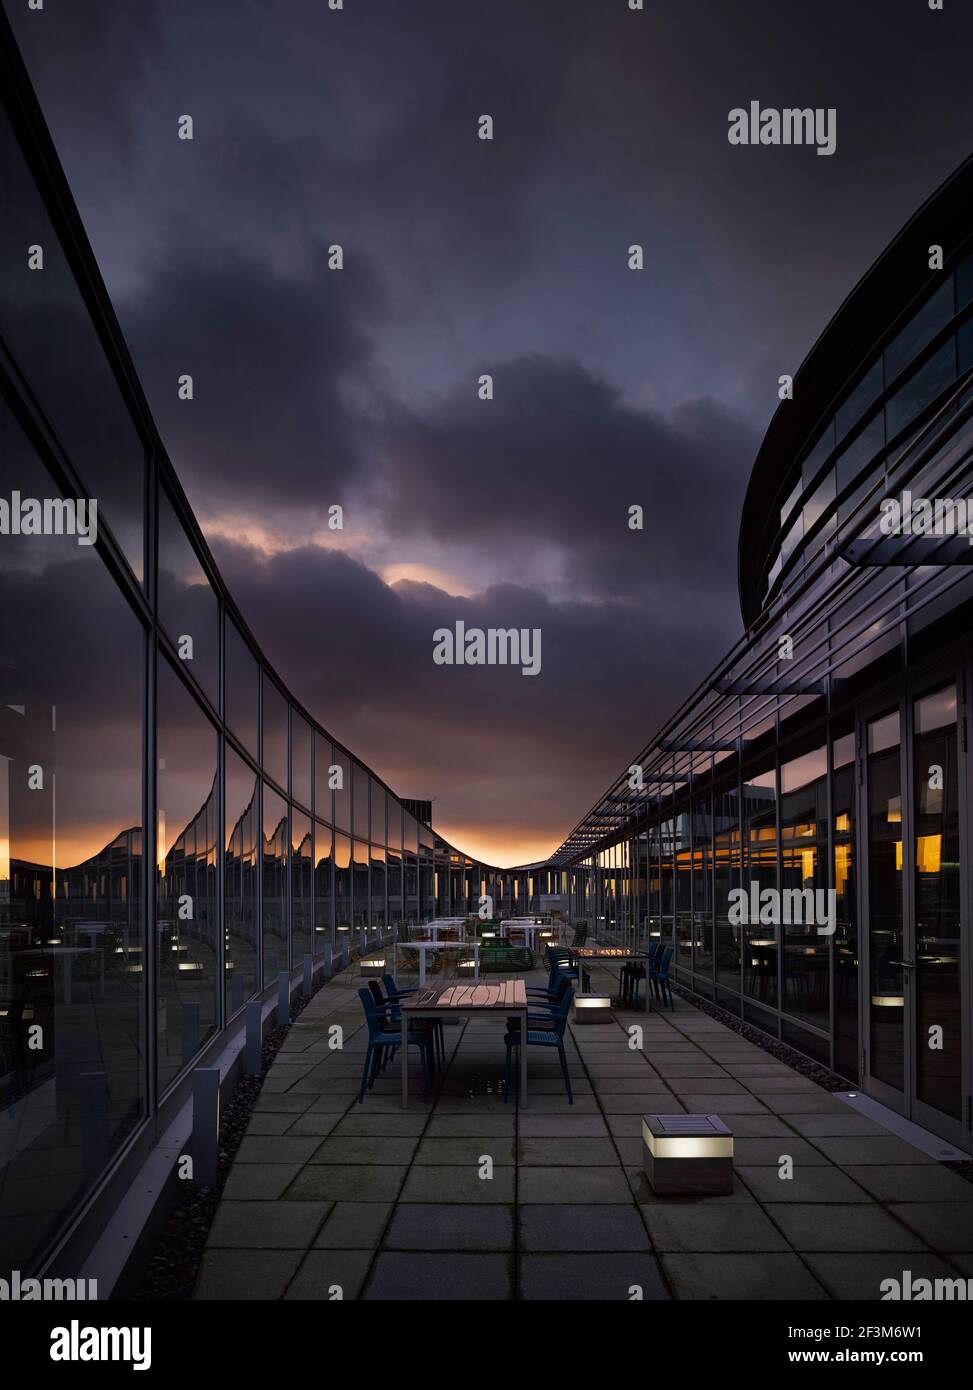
[
  {"x1": 646, "y1": 942, "x2": 662, "y2": 963},
  {"x1": 382, "y1": 973, "x2": 404, "y2": 1000},
  {"x1": 367, "y1": 980, "x2": 386, "y2": 1008},
  {"x1": 550, "y1": 987, "x2": 575, "y2": 1034},
  {"x1": 571, "y1": 922, "x2": 588, "y2": 948},
  {"x1": 655, "y1": 945, "x2": 673, "y2": 977},
  {"x1": 358, "y1": 987, "x2": 390, "y2": 1038}
]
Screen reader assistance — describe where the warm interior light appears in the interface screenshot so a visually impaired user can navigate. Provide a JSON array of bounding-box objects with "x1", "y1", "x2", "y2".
[{"x1": 916, "y1": 833, "x2": 942, "y2": 873}]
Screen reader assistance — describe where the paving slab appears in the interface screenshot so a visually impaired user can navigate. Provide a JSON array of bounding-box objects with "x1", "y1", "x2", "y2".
[
  {"x1": 767, "y1": 1203, "x2": 928, "y2": 1252},
  {"x1": 363, "y1": 1252, "x2": 512, "y2": 1300},
  {"x1": 519, "y1": 1253, "x2": 669, "y2": 1301},
  {"x1": 661, "y1": 1252, "x2": 828, "y2": 1300}
]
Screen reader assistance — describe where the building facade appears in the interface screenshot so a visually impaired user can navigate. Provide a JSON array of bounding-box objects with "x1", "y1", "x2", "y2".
[
  {"x1": 0, "y1": 21, "x2": 537, "y2": 1278},
  {"x1": 558, "y1": 156, "x2": 973, "y2": 1155}
]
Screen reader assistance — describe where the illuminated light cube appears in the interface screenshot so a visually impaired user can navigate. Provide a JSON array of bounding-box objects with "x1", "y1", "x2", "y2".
[
  {"x1": 642, "y1": 1113, "x2": 734, "y2": 1196},
  {"x1": 573, "y1": 993, "x2": 613, "y2": 1025},
  {"x1": 360, "y1": 957, "x2": 386, "y2": 979}
]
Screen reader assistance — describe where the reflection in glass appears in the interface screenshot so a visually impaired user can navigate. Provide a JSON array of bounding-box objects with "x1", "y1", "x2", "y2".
[
  {"x1": 692, "y1": 793, "x2": 713, "y2": 975},
  {"x1": 913, "y1": 684, "x2": 961, "y2": 1119},
  {"x1": 352, "y1": 840, "x2": 369, "y2": 931},
  {"x1": 0, "y1": 416, "x2": 145, "y2": 1270},
  {"x1": 334, "y1": 833, "x2": 352, "y2": 938},
  {"x1": 370, "y1": 844, "x2": 386, "y2": 931},
  {"x1": 262, "y1": 785, "x2": 288, "y2": 981},
  {"x1": 832, "y1": 727, "x2": 858, "y2": 1079},
  {"x1": 314, "y1": 823, "x2": 334, "y2": 946},
  {"x1": 157, "y1": 489, "x2": 218, "y2": 704},
  {"x1": 0, "y1": 109, "x2": 145, "y2": 578},
  {"x1": 780, "y1": 740, "x2": 829, "y2": 1027},
  {"x1": 261, "y1": 675, "x2": 287, "y2": 790},
  {"x1": 291, "y1": 810, "x2": 312, "y2": 966},
  {"x1": 156, "y1": 659, "x2": 218, "y2": 1092},
  {"x1": 867, "y1": 710, "x2": 904, "y2": 1090},
  {"x1": 224, "y1": 747, "x2": 258, "y2": 1014},
  {"x1": 225, "y1": 620, "x2": 258, "y2": 757},
  {"x1": 714, "y1": 786, "x2": 741, "y2": 990},
  {"x1": 291, "y1": 714, "x2": 312, "y2": 811},
  {"x1": 333, "y1": 749, "x2": 351, "y2": 831},
  {"x1": 744, "y1": 762, "x2": 778, "y2": 1006},
  {"x1": 353, "y1": 764, "x2": 369, "y2": 840}
]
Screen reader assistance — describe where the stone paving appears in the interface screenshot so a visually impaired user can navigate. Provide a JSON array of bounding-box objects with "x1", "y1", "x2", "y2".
[{"x1": 194, "y1": 963, "x2": 973, "y2": 1301}]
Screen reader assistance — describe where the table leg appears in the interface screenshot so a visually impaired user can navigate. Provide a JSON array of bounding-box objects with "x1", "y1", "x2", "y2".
[
  {"x1": 519, "y1": 1007, "x2": 527, "y2": 1108},
  {"x1": 401, "y1": 1008, "x2": 409, "y2": 1109}
]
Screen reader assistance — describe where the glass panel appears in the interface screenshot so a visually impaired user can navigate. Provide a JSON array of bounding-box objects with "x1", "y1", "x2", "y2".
[
  {"x1": 885, "y1": 340, "x2": 957, "y2": 439},
  {"x1": 333, "y1": 747, "x2": 351, "y2": 831},
  {"x1": 313, "y1": 733, "x2": 333, "y2": 823},
  {"x1": 225, "y1": 620, "x2": 257, "y2": 758},
  {"x1": 224, "y1": 747, "x2": 258, "y2": 1014},
  {"x1": 714, "y1": 786, "x2": 741, "y2": 991},
  {"x1": 369, "y1": 845, "x2": 386, "y2": 931},
  {"x1": 780, "y1": 740, "x2": 829, "y2": 1027},
  {"x1": 674, "y1": 813, "x2": 692, "y2": 963},
  {"x1": 867, "y1": 709, "x2": 904, "y2": 1091},
  {"x1": 836, "y1": 416, "x2": 885, "y2": 526},
  {"x1": 884, "y1": 281, "x2": 954, "y2": 384},
  {"x1": 0, "y1": 108, "x2": 145, "y2": 579},
  {"x1": 743, "y1": 761, "x2": 778, "y2": 1007},
  {"x1": 262, "y1": 785, "x2": 288, "y2": 983},
  {"x1": 353, "y1": 763, "x2": 369, "y2": 840},
  {"x1": 692, "y1": 794, "x2": 713, "y2": 975},
  {"x1": 832, "y1": 726, "x2": 858, "y2": 1080},
  {"x1": 156, "y1": 660, "x2": 218, "y2": 1092},
  {"x1": 404, "y1": 851, "x2": 418, "y2": 924},
  {"x1": 387, "y1": 795, "x2": 402, "y2": 852},
  {"x1": 801, "y1": 419, "x2": 836, "y2": 492},
  {"x1": 352, "y1": 840, "x2": 369, "y2": 932},
  {"x1": 313, "y1": 822, "x2": 333, "y2": 948},
  {"x1": 913, "y1": 683, "x2": 961, "y2": 1119},
  {"x1": 261, "y1": 675, "x2": 287, "y2": 791},
  {"x1": 157, "y1": 489, "x2": 218, "y2": 704},
  {"x1": 387, "y1": 849, "x2": 403, "y2": 925},
  {"x1": 291, "y1": 810, "x2": 312, "y2": 966},
  {"x1": 369, "y1": 777, "x2": 386, "y2": 845},
  {"x1": 836, "y1": 360, "x2": 883, "y2": 442},
  {"x1": 291, "y1": 713, "x2": 312, "y2": 811},
  {"x1": 0, "y1": 416, "x2": 145, "y2": 1269},
  {"x1": 334, "y1": 832, "x2": 352, "y2": 941}
]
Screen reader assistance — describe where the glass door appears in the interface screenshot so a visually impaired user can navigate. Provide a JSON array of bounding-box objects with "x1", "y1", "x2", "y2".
[{"x1": 860, "y1": 670, "x2": 969, "y2": 1149}]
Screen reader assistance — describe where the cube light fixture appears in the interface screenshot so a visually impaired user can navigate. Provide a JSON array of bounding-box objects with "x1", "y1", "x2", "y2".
[{"x1": 642, "y1": 1113, "x2": 734, "y2": 1195}]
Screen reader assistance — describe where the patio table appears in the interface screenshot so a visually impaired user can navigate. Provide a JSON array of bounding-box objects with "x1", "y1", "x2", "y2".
[
  {"x1": 573, "y1": 946, "x2": 653, "y2": 1012},
  {"x1": 396, "y1": 937, "x2": 480, "y2": 985},
  {"x1": 400, "y1": 979, "x2": 528, "y2": 1108}
]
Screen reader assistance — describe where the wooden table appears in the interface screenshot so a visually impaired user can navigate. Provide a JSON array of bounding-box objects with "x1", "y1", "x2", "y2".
[
  {"x1": 574, "y1": 947, "x2": 652, "y2": 1012},
  {"x1": 400, "y1": 979, "x2": 528, "y2": 1107}
]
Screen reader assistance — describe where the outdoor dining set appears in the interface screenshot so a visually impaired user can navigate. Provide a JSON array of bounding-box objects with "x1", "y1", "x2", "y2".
[{"x1": 355, "y1": 928, "x2": 676, "y2": 1108}]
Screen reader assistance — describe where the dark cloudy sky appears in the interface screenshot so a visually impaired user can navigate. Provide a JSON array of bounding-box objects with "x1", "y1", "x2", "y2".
[{"x1": 9, "y1": 0, "x2": 973, "y2": 865}]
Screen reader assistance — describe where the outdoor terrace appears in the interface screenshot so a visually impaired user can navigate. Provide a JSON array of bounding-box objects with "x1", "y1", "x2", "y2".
[{"x1": 192, "y1": 957, "x2": 973, "y2": 1302}]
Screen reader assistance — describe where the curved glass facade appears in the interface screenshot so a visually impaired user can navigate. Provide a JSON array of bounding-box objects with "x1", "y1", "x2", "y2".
[
  {"x1": 0, "y1": 47, "x2": 541, "y2": 1276},
  {"x1": 558, "y1": 160, "x2": 973, "y2": 1158}
]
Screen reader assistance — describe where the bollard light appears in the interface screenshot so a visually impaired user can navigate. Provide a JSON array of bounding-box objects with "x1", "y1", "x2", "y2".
[
  {"x1": 642, "y1": 1113, "x2": 734, "y2": 1196},
  {"x1": 573, "y1": 993, "x2": 612, "y2": 1025}
]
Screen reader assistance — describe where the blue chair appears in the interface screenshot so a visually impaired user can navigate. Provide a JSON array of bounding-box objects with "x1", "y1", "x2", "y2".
[
  {"x1": 382, "y1": 974, "x2": 445, "y2": 1065},
  {"x1": 650, "y1": 945, "x2": 674, "y2": 1010},
  {"x1": 356, "y1": 988, "x2": 433, "y2": 1103},
  {"x1": 623, "y1": 942, "x2": 661, "y2": 1007},
  {"x1": 502, "y1": 986, "x2": 575, "y2": 1104}
]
